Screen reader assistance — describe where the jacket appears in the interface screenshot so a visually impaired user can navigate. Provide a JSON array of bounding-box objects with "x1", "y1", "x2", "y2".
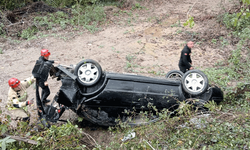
[
  {"x1": 178, "y1": 45, "x2": 192, "y2": 69},
  {"x1": 32, "y1": 56, "x2": 54, "y2": 82},
  {"x1": 7, "y1": 76, "x2": 35, "y2": 110}
]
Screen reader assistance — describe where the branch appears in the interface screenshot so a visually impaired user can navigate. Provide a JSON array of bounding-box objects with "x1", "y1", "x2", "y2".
[
  {"x1": 143, "y1": 139, "x2": 156, "y2": 150},
  {"x1": 1, "y1": 134, "x2": 38, "y2": 145},
  {"x1": 79, "y1": 130, "x2": 98, "y2": 146},
  {"x1": 6, "y1": 21, "x2": 26, "y2": 27},
  {"x1": 187, "y1": 0, "x2": 199, "y2": 19}
]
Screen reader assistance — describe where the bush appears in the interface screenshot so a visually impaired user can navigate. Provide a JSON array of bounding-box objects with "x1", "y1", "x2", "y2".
[{"x1": 20, "y1": 26, "x2": 38, "y2": 39}]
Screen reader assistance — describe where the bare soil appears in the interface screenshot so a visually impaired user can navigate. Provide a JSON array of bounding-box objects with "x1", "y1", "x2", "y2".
[{"x1": 0, "y1": 0, "x2": 239, "y2": 147}]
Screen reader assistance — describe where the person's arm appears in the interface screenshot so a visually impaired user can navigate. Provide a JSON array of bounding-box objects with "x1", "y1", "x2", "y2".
[
  {"x1": 12, "y1": 98, "x2": 30, "y2": 108},
  {"x1": 48, "y1": 60, "x2": 60, "y2": 65},
  {"x1": 50, "y1": 60, "x2": 60, "y2": 64},
  {"x1": 22, "y1": 76, "x2": 36, "y2": 89},
  {"x1": 8, "y1": 92, "x2": 29, "y2": 108},
  {"x1": 48, "y1": 60, "x2": 55, "y2": 63}
]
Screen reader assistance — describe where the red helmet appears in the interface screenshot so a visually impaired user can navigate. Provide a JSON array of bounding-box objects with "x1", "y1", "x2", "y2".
[
  {"x1": 41, "y1": 49, "x2": 51, "y2": 57},
  {"x1": 8, "y1": 78, "x2": 20, "y2": 88}
]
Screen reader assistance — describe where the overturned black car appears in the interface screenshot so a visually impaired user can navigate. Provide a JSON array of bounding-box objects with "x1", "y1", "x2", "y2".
[{"x1": 43, "y1": 59, "x2": 223, "y2": 126}]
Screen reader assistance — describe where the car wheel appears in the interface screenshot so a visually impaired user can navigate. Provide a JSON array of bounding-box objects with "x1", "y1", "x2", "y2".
[
  {"x1": 165, "y1": 70, "x2": 184, "y2": 79},
  {"x1": 74, "y1": 59, "x2": 102, "y2": 86},
  {"x1": 182, "y1": 70, "x2": 209, "y2": 96}
]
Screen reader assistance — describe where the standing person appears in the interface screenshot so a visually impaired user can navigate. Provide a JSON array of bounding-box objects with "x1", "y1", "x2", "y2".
[
  {"x1": 32, "y1": 49, "x2": 59, "y2": 104},
  {"x1": 178, "y1": 41, "x2": 194, "y2": 73},
  {"x1": 7, "y1": 77, "x2": 35, "y2": 123},
  {"x1": 32, "y1": 49, "x2": 59, "y2": 125}
]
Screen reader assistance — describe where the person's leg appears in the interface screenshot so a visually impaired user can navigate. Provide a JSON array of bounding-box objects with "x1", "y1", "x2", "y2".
[
  {"x1": 179, "y1": 65, "x2": 187, "y2": 73},
  {"x1": 41, "y1": 86, "x2": 50, "y2": 103},
  {"x1": 36, "y1": 80, "x2": 45, "y2": 118},
  {"x1": 35, "y1": 81, "x2": 50, "y2": 128},
  {"x1": 10, "y1": 108, "x2": 29, "y2": 123},
  {"x1": 38, "y1": 81, "x2": 50, "y2": 103}
]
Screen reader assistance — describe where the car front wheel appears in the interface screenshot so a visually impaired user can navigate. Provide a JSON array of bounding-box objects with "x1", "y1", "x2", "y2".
[
  {"x1": 181, "y1": 70, "x2": 209, "y2": 96},
  {"x1": 165, "y1": 70, "x2": 184, "y2": 79},
  {"x1": 74, "y1": 59, "x2": 102, "y2": 86}
]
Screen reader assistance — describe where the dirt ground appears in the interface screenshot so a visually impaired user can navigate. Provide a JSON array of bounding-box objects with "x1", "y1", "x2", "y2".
[{"x1": 0, "y1": 0, "x2": 239, "y2": 147}]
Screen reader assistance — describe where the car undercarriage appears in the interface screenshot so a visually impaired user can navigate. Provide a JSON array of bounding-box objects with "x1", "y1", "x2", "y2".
[{"x1": 40, "y1": 59, "x2": 223, "y2": 126}]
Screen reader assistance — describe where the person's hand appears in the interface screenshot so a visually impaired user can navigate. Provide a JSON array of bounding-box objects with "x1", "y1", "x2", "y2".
[
  {"x1": 28, "y1": 98, "x2": 34, "y2": 105},
  {"x1": 44, "y1": 81, "x2": 48, "y2": 86},
  {"x1": 54, "y1": 61, "x2": 60, "y2": 64},
  {"x1": 190, "y1": 67, "x2": 194, "y2": 70}
]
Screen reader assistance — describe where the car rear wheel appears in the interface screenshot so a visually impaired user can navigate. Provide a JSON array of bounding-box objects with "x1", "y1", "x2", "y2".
[
  {"x1": 165, "y1": 70, "x2": 184, "y2": 79},
  {"x1": 182, "y1": 70, "x2": 209, "y2": 96},
  {"x1": 74, "y1": 59, "x2": 102, "y2": 86}
]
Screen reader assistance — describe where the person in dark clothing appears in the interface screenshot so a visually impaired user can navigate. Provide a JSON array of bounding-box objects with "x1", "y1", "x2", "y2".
[
  {"x1": 32, "y1": 49, "x2": 59, "y2": 127},
  {"x1": 31, "y1": 49, "x2": 61, "y2": 128},
  {"x1": 178, "y1": 41, "x2": 194, "y2": 73},
  {"x1": 32, "y1": 49, "x2": 59, "y2": 104}
]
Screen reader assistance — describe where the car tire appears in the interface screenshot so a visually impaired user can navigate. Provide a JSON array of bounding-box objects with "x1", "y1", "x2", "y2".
[
  {"x1": 74, "y1": 59, "x2": 102, "y2": 86},
  {"x1": 181, "y1": 69, "x2": 209, "y2": 96},
  {"x1": 165, "y1": 70, "x2": 184, "y2": 79}
]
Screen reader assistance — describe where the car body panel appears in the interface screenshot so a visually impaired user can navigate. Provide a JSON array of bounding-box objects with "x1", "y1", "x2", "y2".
[
  {"x1": 49, "y1": 62, "x2": 224, "y2": 126},
  {"x1": 57, "y1": 73, "x2": 186, "y2": 109}
]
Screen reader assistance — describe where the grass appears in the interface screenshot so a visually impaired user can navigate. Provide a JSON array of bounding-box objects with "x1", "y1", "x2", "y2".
[
  {"x1": 0, "y1": 0, "x2": 150, "y2": 42},
  {"x1": 103, "y1": 96, "x2": 250, "y2": 149},
  {"x1": 1, "y1": 4, "x2": 106, "y2": 41}
]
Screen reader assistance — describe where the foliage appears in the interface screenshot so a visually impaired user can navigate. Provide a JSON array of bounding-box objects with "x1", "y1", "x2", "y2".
[
  {"x1": 183, "y1": 17, "x2": 194, "y2": 28},
  {"x1": 0, "y1": 119, "x2": 88, "y2": 149},
  {"x1": 222, "y1": 0, "x2": 250, "y2": 40},
  {"x1": 131, "y1": 3, "x2": 143, "y2": 10},
  {"x1": 44, "y1": 0, "x2": 99, "y2": 8},
  {"x1": 0, "y1": 0, "x2": 144, "y2": 11},
  {"x1": 201, "y1": 0, "x2": 250, "y2": 102},
  {"x1": 105, "y1": 102, "x2": 250, "y2": 149},
  {"x1": 204, "y1": 100, "x2": 222, "y2": 112},
  {"x1": 125, "y1": 54, "x2": 137, "y2": 72},
  {"x1": 0, "y1": 0, "x2": 99, "y2": 10},
  {"x1": 0, "y1": 0, "x2": 26, "y2": 10},
  {"x1": 203, "y1": 43, "x2": 249, "y2": 101},
  {"x1": 24, "y1": 4, "x2": 105, "y2": 39},
  {"x1": 0, "y1": 137, "x2": 16, "y2": 150},
  {"x1": 20, "y1": 26, "x2": 38, "y2": 40},
  {"x1": 0, "y1": 22, "x2": 6, "y2": 36},
  {"x1": 1, "y1": 0, "x2": 107, "y2": 39},
  {"x1": 31, "y1": 121, "x2": 86, "y2": 149}
]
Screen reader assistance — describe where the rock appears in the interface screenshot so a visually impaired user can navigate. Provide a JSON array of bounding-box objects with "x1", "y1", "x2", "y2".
[{"x1": 103, "y1": 6, "x2": 120, "y2": 13}]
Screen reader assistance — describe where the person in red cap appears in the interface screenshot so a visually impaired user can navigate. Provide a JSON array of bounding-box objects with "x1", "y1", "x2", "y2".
[
  {"x1": 32, "y1": 49, "x2": 59, "y2": 104},
  {"x1": 32, "y1": 49, "x2": 59, "y2": 123},
  {"x1": 7, "y1": 76, "x2": 35, "y2": 122}
]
